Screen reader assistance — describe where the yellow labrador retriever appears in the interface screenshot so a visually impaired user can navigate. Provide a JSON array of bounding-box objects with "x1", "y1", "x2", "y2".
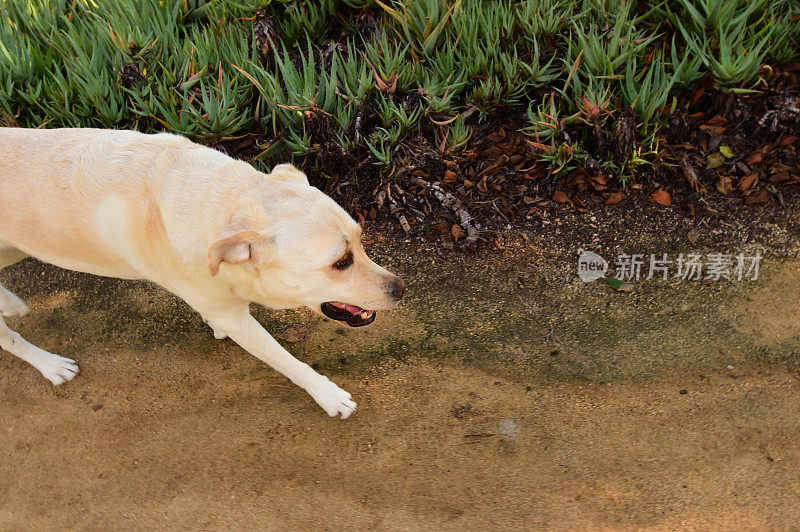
[{"x1": 0, "y1": 127, "x2": 405, "y2": 419}]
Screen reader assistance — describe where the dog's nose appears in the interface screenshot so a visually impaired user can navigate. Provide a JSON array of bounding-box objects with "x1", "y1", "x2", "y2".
[{"x1": 392, "y1": 277, "x2": 406, "y2": 300}]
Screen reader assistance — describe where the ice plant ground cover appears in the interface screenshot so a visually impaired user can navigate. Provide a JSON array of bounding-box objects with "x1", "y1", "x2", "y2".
[{"x1": 1, "y1": 0, "x2": 799, "y2": 247}]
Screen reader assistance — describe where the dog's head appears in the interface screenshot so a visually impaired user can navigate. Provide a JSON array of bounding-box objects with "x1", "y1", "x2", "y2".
[{"x1": 207, "y1": 164, "x2": 405, "y2": 327}]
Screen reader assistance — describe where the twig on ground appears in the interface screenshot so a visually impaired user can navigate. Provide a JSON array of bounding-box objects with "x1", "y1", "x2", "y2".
[{"x1": 411, "y1": 177, "x2": 480, "y2": 245}]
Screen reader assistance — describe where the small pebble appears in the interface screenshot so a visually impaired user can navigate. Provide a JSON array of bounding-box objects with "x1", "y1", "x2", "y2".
[
  {"x1": 498, "y1": 419, "x2": 519, "y2": 439},
  {"x1": 727, "y1": 365, "x2": 734, "y2": 370}
]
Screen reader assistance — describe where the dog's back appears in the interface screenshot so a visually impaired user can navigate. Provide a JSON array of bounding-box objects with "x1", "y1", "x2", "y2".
[{"x1": 0, "y1": 128, "x2": 250, "y2": 278}]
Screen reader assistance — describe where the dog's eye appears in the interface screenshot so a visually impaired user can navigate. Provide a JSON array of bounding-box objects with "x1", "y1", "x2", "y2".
[{"x1": 333, "y1": 253, "x2": 353, "y2": 270}]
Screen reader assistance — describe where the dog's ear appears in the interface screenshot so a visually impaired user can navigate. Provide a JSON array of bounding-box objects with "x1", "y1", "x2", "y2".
[
  {"x1": 270, "y1": 163, "x2": 309, "y2": 185},
  {"x1": 207, "y1": 230, "x2": 274, "y2": 276}
]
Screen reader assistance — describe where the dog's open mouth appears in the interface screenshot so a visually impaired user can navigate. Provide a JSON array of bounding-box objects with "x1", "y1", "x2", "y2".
[{"x1": 321, "y1": 302, "x2": 376, "y2": 327}]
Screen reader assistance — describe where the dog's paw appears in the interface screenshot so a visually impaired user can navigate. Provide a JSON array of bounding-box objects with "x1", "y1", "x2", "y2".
[
  {"x1": 308, "y1": 377, "x2": 357, "y2": 419},
  {"x1": 30, "y1": 349, "x2": 79, "y2": 386},
  {"x1": 1, "y1": 293, "x2": 29, "y2": 318}
]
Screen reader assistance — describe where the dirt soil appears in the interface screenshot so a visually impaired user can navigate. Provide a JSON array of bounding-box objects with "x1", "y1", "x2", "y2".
[{"x1": 2, "y1": 201, "x2": 800, "y2": 529}]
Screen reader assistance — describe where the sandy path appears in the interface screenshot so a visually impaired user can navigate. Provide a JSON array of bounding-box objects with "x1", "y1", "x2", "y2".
[{"x1": 2, "y1": 243, "x2": 800, "y2": 529}]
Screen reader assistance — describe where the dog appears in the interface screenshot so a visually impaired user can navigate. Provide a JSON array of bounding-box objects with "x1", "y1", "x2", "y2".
[{"x1": 0, "y1": 127, "x2": 405, "y2": 419}]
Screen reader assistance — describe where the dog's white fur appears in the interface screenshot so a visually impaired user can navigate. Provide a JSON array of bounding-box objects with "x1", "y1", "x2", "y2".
[{"x1": 0, "y1": 127, "x2": 404, "y2": 418}]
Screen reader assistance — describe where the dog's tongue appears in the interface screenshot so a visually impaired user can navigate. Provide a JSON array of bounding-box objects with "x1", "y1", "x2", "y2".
[{"x1": 331, "y1": 302, "x2": 363, "y2": 314}]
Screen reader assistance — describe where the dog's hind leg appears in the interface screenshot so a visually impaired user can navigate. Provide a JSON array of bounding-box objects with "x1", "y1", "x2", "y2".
[
  {"x1": 0, "y1": 245, "x2": 79, "y2": 384},
  {"x1": 0, "y1": 246, "x2": 30, "y2": 317}
]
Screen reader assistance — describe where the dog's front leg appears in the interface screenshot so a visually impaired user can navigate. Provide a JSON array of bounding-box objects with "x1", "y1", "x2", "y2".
[{"x1": 205, "y1": 305, "x2": 357, "y2": 419}]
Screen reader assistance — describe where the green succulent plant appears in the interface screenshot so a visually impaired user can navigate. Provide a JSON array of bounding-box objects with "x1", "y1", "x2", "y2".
[{"x1": 0, "y1": 0, "x2": 796, "y2": 184}]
